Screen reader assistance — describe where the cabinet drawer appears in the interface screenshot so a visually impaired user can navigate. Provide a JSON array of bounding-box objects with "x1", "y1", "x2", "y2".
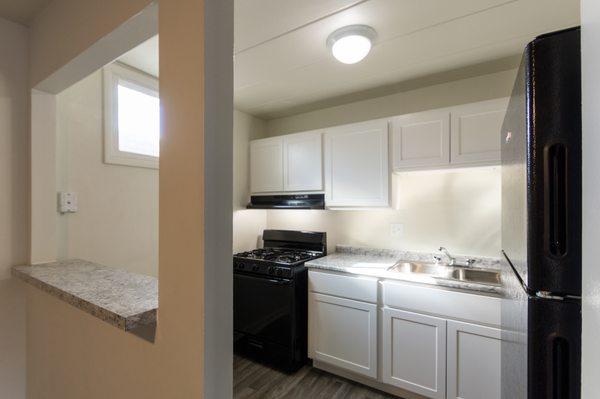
[
  {"x1": 381, "y1": 280, "x2": 500, "y2": 327},
  {"x1": 309, "y1": 270, "x2": 378, "y2": 303}
]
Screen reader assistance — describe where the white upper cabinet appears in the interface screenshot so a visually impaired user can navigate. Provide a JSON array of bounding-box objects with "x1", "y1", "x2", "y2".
[
  {"x1": 446, "y1": 320, "x2": 501, "y2": 399},
  {"x1": 324, "y1": 119, "x2": 390, "y2": 207},
  {"x1": 450, "y1": 98, "x2": 508, "y2": 166},
  {"x1": 392, "y1": 110, "x2": 450, "y2": 170},
  {"x1": 250, "y1": 136, "x2": 284, "y2": 193},
  {"x1": 250, "y1": 131, "x2": 322, "y2": 194},
  {"x1": 392, "y1": 98, "x2": 508, "y2": 171},
  {"x1": 283, "y1": 131, "x2": 322, "y2": 192}
]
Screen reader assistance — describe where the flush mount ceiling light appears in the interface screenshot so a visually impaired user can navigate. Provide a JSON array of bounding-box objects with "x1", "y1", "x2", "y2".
[{"x1": 327, "y1": 25, "x2": 377, "y2": 64}]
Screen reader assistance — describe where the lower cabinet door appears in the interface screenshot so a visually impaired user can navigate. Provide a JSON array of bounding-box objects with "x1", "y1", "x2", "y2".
[
  {"x1": 309, "y1": 293, "x2": 377, "y2": 378},
  {"x1": 447, "y1": 320, "x2": 501, "y2": 399},
  {"x1": 382, "y1": 307, "x2": 446, "y2": 399}
]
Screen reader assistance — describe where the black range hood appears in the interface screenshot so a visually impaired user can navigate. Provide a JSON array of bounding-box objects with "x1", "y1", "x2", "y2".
[{"x1": 247, "y1": 194, "x2": 325, "y2": 209}]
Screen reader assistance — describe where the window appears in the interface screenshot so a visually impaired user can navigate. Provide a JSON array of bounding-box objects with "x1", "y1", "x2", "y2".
[{"x1": 104, "y1": 62, "x2": 159, "y2": 168}]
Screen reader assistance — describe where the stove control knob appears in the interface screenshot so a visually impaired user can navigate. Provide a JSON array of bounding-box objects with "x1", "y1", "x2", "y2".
[
  {"x1": 236, "y1": 263, "x2": 244, "y2": 270},
  {"x1": 276, "y1": 269, "x2": 282, "y2": 276},
  {"x1": 252, "y1": 265, "x2": 259, "y2": 272},
  {"x1": 268, "y1": 267, "x2": 275, "y2": 275}
]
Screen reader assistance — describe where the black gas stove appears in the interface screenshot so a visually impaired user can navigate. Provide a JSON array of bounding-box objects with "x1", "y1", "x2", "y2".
[
  {"x1": 233, "y1": 248, "x2": 324, "y2": 278},
  {"x1": 233, "y1": 230, "x2": 326, "y2": 372}
]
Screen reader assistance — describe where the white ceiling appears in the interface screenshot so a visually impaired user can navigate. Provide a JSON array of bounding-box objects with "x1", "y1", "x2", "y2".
[
  {"x1": 119, "y1": 0, "x2": 580, "y2": 120},
  {"x1": 0, "y1": 0, "x2": 51, "y2": 26},
  {"x1": 118, "y1": 36, "x2": 159, "y2": 78}
]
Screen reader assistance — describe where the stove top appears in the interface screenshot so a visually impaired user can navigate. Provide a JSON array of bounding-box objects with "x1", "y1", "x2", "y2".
[
  {"x1": 234, "y1": 248, "x2": 322, "y2": 266},
  {"x1": 233, "y1": 230, "x2": 326, "y2": 278}
]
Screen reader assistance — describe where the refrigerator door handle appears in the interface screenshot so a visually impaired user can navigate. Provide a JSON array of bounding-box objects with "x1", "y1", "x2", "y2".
[
  {"x1": 544, "y1": 144, "x2": 568, "y2": 258},
  {"x1": 550, "y1": 335, "x2": 570, "y2": 399}
]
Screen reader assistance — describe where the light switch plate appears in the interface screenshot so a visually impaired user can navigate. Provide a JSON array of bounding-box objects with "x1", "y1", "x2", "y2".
[
  {"x1": 58, "y1": 192, "x2": 78, "y2": 213},
  {"x1": 390, "y1": 223, "x2": 404, "y2": 238}
]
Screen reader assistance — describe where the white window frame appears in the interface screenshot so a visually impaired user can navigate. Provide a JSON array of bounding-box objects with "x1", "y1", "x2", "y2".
[{"x1": 103, "y1": 62, "x2": 160, "y2": 169}]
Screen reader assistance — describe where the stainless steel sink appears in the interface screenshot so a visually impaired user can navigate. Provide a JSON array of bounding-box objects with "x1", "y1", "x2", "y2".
[{"x1": 387, "y1": 262, "x2": 501, "y2": 286}]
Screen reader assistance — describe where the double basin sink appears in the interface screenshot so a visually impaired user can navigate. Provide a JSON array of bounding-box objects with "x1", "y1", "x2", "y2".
[{"x1": 387, "y1": 262, "x2": 501, "y2": 286}]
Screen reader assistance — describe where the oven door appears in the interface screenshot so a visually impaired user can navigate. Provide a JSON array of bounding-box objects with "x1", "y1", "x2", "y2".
[{"x1": 234, "y1": 273, "x2": 294, "y2": 347}]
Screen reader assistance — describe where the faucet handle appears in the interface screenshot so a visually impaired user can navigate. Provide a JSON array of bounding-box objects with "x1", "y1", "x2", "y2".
[{"x1": 465, "y1": 258, "x2": 478, "y2": 267}]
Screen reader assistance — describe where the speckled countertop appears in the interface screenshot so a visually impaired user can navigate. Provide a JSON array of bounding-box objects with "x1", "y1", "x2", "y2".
[
  {"x1": 12, "y1": 259, "x2": 157, "y2": 340},
  {"x1": 306, "y1": 245, "x2": 503, "y2": 295}
]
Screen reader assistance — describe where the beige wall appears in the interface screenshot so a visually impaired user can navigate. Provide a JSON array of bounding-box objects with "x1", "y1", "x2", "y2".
[
  {"x1": 0, "y1": 17, "x2": 29, "y2": 279},
  {"x1": 29, "y1": 0, "x2": 154, "y2": 88},
  {"x1": 233, "y1": 110, "x2": 267, "y2": 253},
  {"x1": 264, "y1": 69, "x2": 517, "y2": 257},
  {"x1": 0, "y1": 17, "x2": 28, "y2": 399},
  {"x1": 25, "y1": 0, "x2": 222, "y2": 397},
  {"x1": 56, "y1": 70, "x2": 159, "y2": 277}
]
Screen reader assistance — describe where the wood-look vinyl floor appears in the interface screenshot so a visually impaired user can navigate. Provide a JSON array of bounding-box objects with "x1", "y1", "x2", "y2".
[{"x1": 233, "y1": 355, "x2": 400, "y2": 399}]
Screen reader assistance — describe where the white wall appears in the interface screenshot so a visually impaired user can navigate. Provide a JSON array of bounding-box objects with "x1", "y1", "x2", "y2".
[
  {"x1": 56, "y1": 69, "x2": 159, "y2": 276},
  {"x1": 0, "y1": 16, "x2": 28, "y2": 399},
  {"x1": 266, "y1": 69, "x2": 517, "y2": 137},
  {"x1": 264, "y1": 70, "x2": 516, "y2": 257},
  {"x1": 233, "y1": 110, "x2": 267, "y2": 253},
  {"x1": 581, "y1": 2, "x2": 599, "y2": 397},
  {"x1": 267, "y1": 167, "x2": 500, "y2": 257}
]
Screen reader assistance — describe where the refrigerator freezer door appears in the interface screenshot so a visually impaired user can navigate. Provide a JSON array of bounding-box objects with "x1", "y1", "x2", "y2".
[{"x1": 502, "y1": 27, "x2": 581, "y2": 296}]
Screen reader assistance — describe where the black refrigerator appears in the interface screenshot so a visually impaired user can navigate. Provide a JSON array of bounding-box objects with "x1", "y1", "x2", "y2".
[{"x1": 501, "y1": 27, "x2": 581, "y2": 399}]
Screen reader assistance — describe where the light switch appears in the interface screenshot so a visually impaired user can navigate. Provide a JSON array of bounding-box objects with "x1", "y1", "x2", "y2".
[
  {"x1": 390, "y1": 223, "x2": 404, "y2": 238},
  {"x1": 58, "y1": 192, "x2": 78, "y2": 213}
]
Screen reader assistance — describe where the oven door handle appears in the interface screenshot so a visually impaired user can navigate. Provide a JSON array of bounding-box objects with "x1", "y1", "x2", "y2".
[{"x1": 264, "y1": 278, "x2": 293, "y2": 285}]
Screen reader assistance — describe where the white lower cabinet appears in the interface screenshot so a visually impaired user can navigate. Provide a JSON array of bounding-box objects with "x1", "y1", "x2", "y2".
[
  {"x1": 446, "y1": 320, "x2": 501, "y2": 399},
  {"x1": 308, "y1": 271, "x2": 502, "y2": 399},
  {"x1": 382, "y1": 307, "x2": 447, "y2": 399},
  {"x1": 309, "y1": 292, "x2": 377, "y2": 378}
]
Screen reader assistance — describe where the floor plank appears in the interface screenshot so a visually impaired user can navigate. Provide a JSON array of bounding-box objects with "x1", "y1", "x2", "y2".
[{"x1": 233, "y1": 355, "x2": 401, "y2": 399}]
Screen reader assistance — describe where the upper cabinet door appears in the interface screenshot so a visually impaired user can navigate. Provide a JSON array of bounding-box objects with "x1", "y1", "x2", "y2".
[
  {"x1": 283, "y1": 131, "x2": 323, "y2": 192},
  {"x1": 450, "y1": 98, "x2": 508, "y2": 165},
  {"x1": 392, "y1": 110, "x2": 450, "y2": 170},
  {"x1": 250, "y1": 137, "x2": 283, "y2": 193},
  {"x1": 324, "y1": 119, "x2": 389, "y2": 207}
]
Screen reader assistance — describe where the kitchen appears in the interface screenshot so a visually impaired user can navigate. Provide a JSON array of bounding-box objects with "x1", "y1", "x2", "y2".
[
  {"x1": 231, "y1": 1, "x2": 580, "y2": 398},
  {"x1": 0, "y1": 0, "x2": 588, "y2": 398}
]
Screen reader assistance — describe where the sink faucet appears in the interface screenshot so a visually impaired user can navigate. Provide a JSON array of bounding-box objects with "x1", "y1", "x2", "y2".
[{"x1": 438, "y1": 247, "x2": 456, "y2": 266}]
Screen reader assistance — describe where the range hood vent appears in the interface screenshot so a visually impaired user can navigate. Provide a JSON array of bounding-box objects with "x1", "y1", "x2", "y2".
[{"x1": 247, "y1": 194, "x2": 325, "y2": 210}]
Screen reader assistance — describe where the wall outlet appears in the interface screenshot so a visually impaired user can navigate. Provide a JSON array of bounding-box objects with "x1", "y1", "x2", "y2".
[
  {"x1": 58, "y1": 192, "x2": 78, "y2": 213},
  {"x1": 390, "y1": 223, "x2": 404, "y2": 238}
]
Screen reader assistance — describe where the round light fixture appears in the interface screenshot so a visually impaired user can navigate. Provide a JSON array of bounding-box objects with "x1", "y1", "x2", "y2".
[{"x1": 327, "y1": 25, "x2": 377, "y2": 64}]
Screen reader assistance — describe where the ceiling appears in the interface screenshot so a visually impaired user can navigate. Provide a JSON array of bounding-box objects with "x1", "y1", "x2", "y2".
[
  {"x1": 0, "y1": 0, "x2": 51, "y2": 26},
  {"x1": 118, "y1": 36, "x2": 159, "y2": 78},
  {"x1": 234, "y1": 0, "x2": 579, "y2": 119},
  {"x1": 118, "y1": 0, "x2": 580, "y2": 120}
]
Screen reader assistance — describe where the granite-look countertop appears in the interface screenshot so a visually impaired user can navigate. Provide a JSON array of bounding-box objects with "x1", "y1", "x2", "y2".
[
  {"x1": 306, "y1": 245, "x2": 503, "y2": 295},
  {"x1": 12, "y1": 259, "x2": 157, "y2": 341}
]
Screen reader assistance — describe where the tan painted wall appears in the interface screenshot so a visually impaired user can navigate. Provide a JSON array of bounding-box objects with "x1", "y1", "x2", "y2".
[
  {"x1": 264, "y1": 69, "x2": 517, "y2": 257},
  {"x1": 233, "y1": 110, "x2": 267, "y2": 253},
  {"x1": 25, "y1": 1, "x2": 213, "y2": 398},
  {"x1": 29, "y1": 0, "x2": 153, "y2": 88},
  {"x1": 56, "y1": 70, "x2": 159, "y2": 277},
  {"x1": 0, "y1": 16, "x2": 28, "y2": 399},
  {"x1": 0, "y1": 17, "x2": 29, "y2": 279}
]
